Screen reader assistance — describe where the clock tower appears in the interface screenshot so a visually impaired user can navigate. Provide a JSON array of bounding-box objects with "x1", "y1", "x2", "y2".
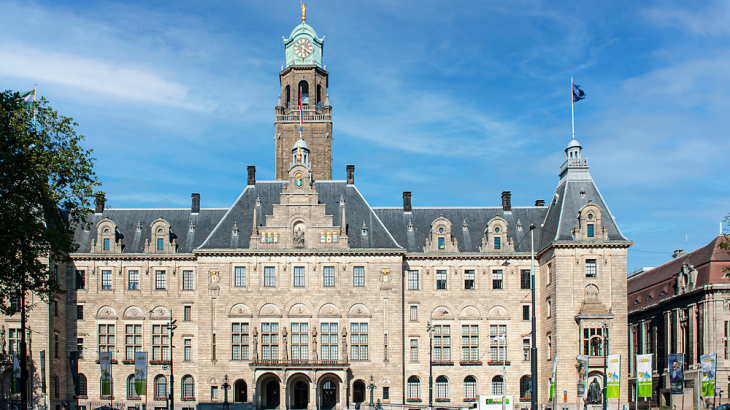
[{"x1": 275, "y1": 9, "x2": 333, "y2": 180}]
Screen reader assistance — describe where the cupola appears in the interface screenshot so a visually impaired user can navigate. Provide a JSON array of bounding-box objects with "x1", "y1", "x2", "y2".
[{"x1": 291, "y1": 137, "x2": 311, "y2": 169}]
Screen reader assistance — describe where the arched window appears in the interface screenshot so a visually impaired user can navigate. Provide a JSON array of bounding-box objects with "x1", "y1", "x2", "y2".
[
  {"x1": 520, "y1": 375, "x2": 531, "y2": 399},
  {"x1": 182, "y1": 375, "x2": 195, "y2": 398},
  {"x1": 78, "y1": 374, "x2": 88, "y2": 397},
  {"x1": 464, "y1": 376, "x2": 477, "y2": 399},
  {"x1": 407, "y1": 376, "x2": 420, "y2": 400},
  {"x1": 492, "y1": 375, "x2": 504, "y2": 395},
  {"x1": 353, "y1": 380, "x2": 365, "y2": 403},
  {"x1": 436, "y1": 376, "x2": 448, "y2": 399},
  {"x1": 155, "y1": 375, "x2": 167, "y2": 399},
  {"x1": 285, "y1": 85, "x2": 291, "y2": 108},
  {"x1": 234, "y1": 379, "x2": 247, "y2": 402},
  {"x1": 590, "y1": 336, "x2": 603, "y2": 356},
  {"x1": 299, "y1": 81, "x2": 309, "y2": 105},
  {"x1": 316, "y1": 85, "x2": 322, "y2": 108},
  {"x1": 127, "y1": 374, "x2": 138, "y2": 398},
  {"x1": 54, "y1": 376, "x2": 60, "y2": 398}
]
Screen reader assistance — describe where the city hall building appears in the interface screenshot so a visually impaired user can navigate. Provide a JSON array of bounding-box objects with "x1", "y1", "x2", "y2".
[{"x1": 1, "y1": 11, "x2": 631, "y2": 410}]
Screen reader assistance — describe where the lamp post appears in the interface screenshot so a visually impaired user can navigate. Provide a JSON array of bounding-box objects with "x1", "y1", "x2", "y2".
[
  {"x1": 168, "y1": 315, "x2": 177, "y2": 410},
  {"x1": 427, "y1": 321, "x2": 434, "y2": 410},
  {"x1": 222, "y1": 375, "x2": 231, "y2": 410},
  {"x1": 530, "y1": 225, "x2": 538, "y2": 410},
  {"x1": 602, "y1": 321, "x2": 609, "y2": 410},
  {"x1": 367, "y1": 376, "x2": 377, "y2": 408}
]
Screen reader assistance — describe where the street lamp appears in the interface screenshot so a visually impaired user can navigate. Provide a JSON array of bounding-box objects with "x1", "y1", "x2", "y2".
[
  {"x1": 530, "y1": 225, "x2": 538, "y2": 410},
  {"x1": 367, "y1": 376, "x2": 377, "y2": 408},
  {"x1": 427, "y1": 321, "x2": 434, "y2": 410},
  {"x1": 602, "y1": 321, "x2": 609, "y2": 410},
  {"x1": 168, "y1": 315, "x2": 177, "y2": 410},
  {"x1": 494, "y1": 333, "x2": 508, "y2": 410},
  {"x1": 222, "y1": 375, "x2": 231, "y2": 410}
]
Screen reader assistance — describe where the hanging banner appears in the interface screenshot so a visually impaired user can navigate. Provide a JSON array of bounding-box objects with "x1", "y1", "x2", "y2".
[
  {"x1": 577, "y1": 355, "x2": 588, "y2": 399},
  {"x1": 668, "y1": 353, "x2": 684, "y2": 395},
  {"x1": 700, "y1": 353, "x2": 717, "y2": 397},
  {"x1": 606, "y1": 354, "x2": 621, "y2": 398},
  {"x1": 99, "y1": 351, "x2": 112, "y2": 396},
  {"x1": 40, "y1": 350, "x2": 46, "y2": 394},
  {"x1": 636, "y1": 354, "x2": 653, "y2": 398},
  {"x1": 69, "y1": 351, "x2": 79, "y2": 394},
  {"x1": 550, "y1": 354, "x2": 558, "y2": 398},
  {"x1": 12, "y1": 355, "x2": 20, "y2": 393},
  {"x1": 134, "y1": 352, "x2": 148, "y2": 396}
]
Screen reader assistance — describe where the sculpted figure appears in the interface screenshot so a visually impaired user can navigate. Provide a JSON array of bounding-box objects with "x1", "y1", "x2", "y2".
[
  {"x1": 282, "y1": 327, "x2": 288, "y2": 361},
  {"x1": 342, "y1": 327, "x2": 348, "y2": 361},
  {"x1": 252, "y1": 326, "x2": 259, "y2": 361},
  {"x1": 587, "y1": 378, "x2": 602, "y2": 404}
]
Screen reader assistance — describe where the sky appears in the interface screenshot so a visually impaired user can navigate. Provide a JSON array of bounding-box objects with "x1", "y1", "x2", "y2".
[{"x1": 1, "y1": 0, "x2": 728, "y2": 272}]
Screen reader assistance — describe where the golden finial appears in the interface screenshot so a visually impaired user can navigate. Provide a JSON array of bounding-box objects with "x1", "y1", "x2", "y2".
[{"x1": 300, "y1": 1, "x2": 307, "y2": 22}]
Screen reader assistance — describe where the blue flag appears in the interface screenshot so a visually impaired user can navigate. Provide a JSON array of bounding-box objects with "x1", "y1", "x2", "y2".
[{"x1": 573, "y1": 84, "x2": 586, "y2": 102}]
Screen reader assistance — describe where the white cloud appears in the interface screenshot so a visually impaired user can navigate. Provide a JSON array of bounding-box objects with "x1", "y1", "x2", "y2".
[{"x1": 642, "y1": 1, "x2": 730, "y2": 36}]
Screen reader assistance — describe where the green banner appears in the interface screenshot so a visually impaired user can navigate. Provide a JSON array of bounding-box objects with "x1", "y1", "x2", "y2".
[
  {"x1": 100, "y1": 351, "x2": 112, "y2": 396},
  {"x1": 606, "y1": 354, "x2": 620, "y2": 398},
  {"x1": 550, "y1": 354, "x2": 558, "y2": 398},
  {"x1": 636, "y1": 354, "x2": 652, "y2": 398},
  {"x1": 134, "y1": 352, "x2": 147, "y2": 396},
  {"x1": 701, "y1": 353, "x2": 716, "y2": 397}
]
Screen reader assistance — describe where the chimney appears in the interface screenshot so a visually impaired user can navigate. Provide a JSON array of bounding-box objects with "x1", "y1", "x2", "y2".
[
  {"x1": 403, "y1": 191, "x2": 412, "y2": 212},
  {"x1": 191, "y1": 193, "x2": 200, "y2": 213},
  {"x1": 95, "y1": 192, "x2": 105, "y2": 214},
  {"x1": 346, "y1": 165, "x2": 355, "y2": 185},
  {"x1": 535, "y1": 199, "x2": 545, "y2": 207},
  {"x1": 247, "y1": 166, "x2": 256, "y2": 186},
  {"x1": 672, "y1": 249, "x2": 684, "y2": 259},
  {"x1": 501, "y1": 191, "x2": 511, "y2": 212}
]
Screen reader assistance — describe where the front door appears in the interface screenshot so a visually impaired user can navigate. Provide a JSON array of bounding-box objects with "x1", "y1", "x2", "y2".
[
  {"x1": 294, "y1": 381, "x2": 309, "y2": 409},
  {"x1": 322, "y1": 381, "x2": 337, "y2": 410},
  {"x1": 266, "y1": 380, "x2": 280, "y2": 409}
]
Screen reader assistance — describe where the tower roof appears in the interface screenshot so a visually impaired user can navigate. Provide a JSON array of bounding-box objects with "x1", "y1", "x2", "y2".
[
  {"x1": 566, "y1": 139, "x2": 582, "y2": 150},
  {"x1": 288, "y1": 22, "x2": 319, "y2": 40},
  {"x1": 292, "y1": 137, "x2": 309, "y2": 151}
]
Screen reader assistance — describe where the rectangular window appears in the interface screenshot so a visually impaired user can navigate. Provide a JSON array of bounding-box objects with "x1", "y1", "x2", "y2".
[
  {"x1": 98, "y1": 324, "x2": 115, "y2": 359},
  {"x1": 320, "y1": 322, "x2": 338, "y2": 360},
  {"x1": 353, "y1": 266, "x2": 365, "y2": 287},
  {"x1": 76, "y1": 270, "x2": 86, "y2": 290},
  {"x1": 583, "y1": 327, "x2": 609, "y2": 357},
  {"x1": 433, "y1": 325, "x2": 451, "y2": 362},
  {"x1": 323, "y1": 266, "x2": 335, "y2": 287},
  {"x1": 350, "y1": 323, "x2": 368, "y2": 361},
  {"x1": 54, "y1": 300, "x2": 58, "y2": 316},
  {"x1": 264, "y1": 267, "x2": 276, "y2": 287},
  {"x1": 410, "y1": 339, "x2": 418, "y2": 362},
  {"x1": 436, "y1": 270, "x2": 447, "y2": 290},
  {"x1": 489, "y1": 325, "x2": 507, "y2": 361},
  {"x1": 103, "y1": 238, "x2": 110, "y2": 251},
  {"x1": 410, "y1": 306, "x2": 418, "y2": 321},
  {"x1": 547, "y1": 298, "x2": 552, "y2": 318},
  {"x1": 157, "y1": 238, "x2": 164, "y2": 250},
  {"x1": 211, "y1": 386, "x2": 218, "y2": 400},
  {"x1": 291, "y1": 323, "x2": 310, "y2": 360},
  {"x1": 522, "y1": 305, "x2": 530, "y2": 321},
  {"x1": 213, "y1": 333, "x2": 217, "y2": 361},
  {"x1": 408, "y1": 270, "x2": 419, "y2": 290},
  {"x1": 77, "y1": 338, "x2": 84, "y2": 359},
  {"x1": 77, "y1": 305, "x2": 84, "y2": 320},
  {"x1": 184, "y1": 339, "x2": 191, "y2": 361},
  {"x1": 383, "y1": 387, "x2": 389, "y2": 400},
  {"x1": 234, "y1": 267, "x2": 246, "y2": 287},
  {"x1": 725, "y1": 321, "x2": 729, "y2": 360},
  {"x1": 464, "y1": 269, "x2": 475, "y2": 289},
  {"x1": 520, "y1": 269, "x2": 531, "y2": 289},
  {"x1": 8, "y1": 329, "x2": 20, "y2": 356},
  {"x1": 548, "y1": 262, "x2": 553, "y2": 285},
  {"x1": 261, "y1": 322, "x2": 279, "y2": 360},
  {"x1": 523, "y1": 338, "x2": 531, "y2": 361},
  {"x1": 438, "y1": 237, "x2": 445, "y2": 250},
  {"x1": 183, "y1": 305, "x2": 191, "y2": 322},
  {"x1": 182, "y1": 270, "x2": 193, "y2": 290},
  {"x1": 55, "y1": 334, "x2": 59, "y2": 357},
  {"x1": 492, "y1": 270, "x2": 503, "y2": 289},
  {"x1": 101, "y1": 270, "x2": 112, "y2": 290},
  {"x1": 125, "y1": 324, "x2": 142, "y2": 360},
  {"x1": 548, "y1": 334, "x2": 552, "y2": 357},
  {"x1": 152, "y1": 325, "x2": 170, "y2": 361},
  {"x1": 494, "y1": 237, "x2": 501, "y2": 250},
  {"x1": 294, "y1": 266, "x2": 305, "y2": 287},
  {"x1": 155, "y1": 270, "x2": 166, "y2": 289},
  {"x1": 585, "y1": 259, "x2": 597, "y2": 278},
  {"x1": 128, "y1": 270, "x2": 139, "y2": 290},
  {"x1": 461, "y1": 325, "x2": 479, "y2": 361},
  {"x1": 587, "y1": 224, "x2": 595, "y2": 238},
  {"x1": 231, "y1": 323, "x2": 250, "y2": 360}
]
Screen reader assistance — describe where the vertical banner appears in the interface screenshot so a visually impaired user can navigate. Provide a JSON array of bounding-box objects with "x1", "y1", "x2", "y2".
[
  {"x1": 577, "y1": 355, "x2": 588, "y2": 399},
  {"x1": 12, "y1": 355, "x2": 20, "y2": 393},
  {"x1": 550, "y1": 354, "x2": 558, "y2": 398},
  {"x1": 134, "y1": 352, "x2": 148, "y2": 396},
  {"x1": 668, "y1": 353, "x2": 684, "y2": 395},
  {"x1": 636, "y1": 354, "x2": 653, "y2": 398},
  {"x1": 700, "y1": 353, "x2": 717, "y2": 397},
  {"x1": 40, "y1": 350, "x2": 46, "y2": 394},
  {"x1": 99, "y1": 351, "x2": 112, "y2": 396},
  {"x1": 69, "y1": 351, "x2": 79, "y2": 394},
  {"x1": 606, "y1": 354, "x2": 621, "y2": 398}
]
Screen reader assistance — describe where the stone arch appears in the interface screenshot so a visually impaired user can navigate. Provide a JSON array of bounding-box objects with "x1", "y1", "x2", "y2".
[
  {"x1": 225, "y1": 296, "x2": 254, "y2": 315},
  {"x1": 487, "y1": 305, "x2": 508, "y2": 318},
  {"x1": 315, "y1": 296, "x2": 343, "y2": 312},
  {"x1": 289, "y1": 303, "x2": 312, "y2": 317},
  {"x1": 347, "y1": 304, "x2": 371, "y2": 318},
  {"x1": 459, "y1": 306, "x2": 482, "y2": 320},
  {"x1": 123, "y1": 306, "x2": 145, "y2": 319},
  {"x1": 284, "y1": 297, "x2": 315, "y2": 313},
  {"x1": 456, "y1": 299, "x2": 484, "y2": 314},
  {"x1": 255, "y1": 297, "x2": 285, "y2": 313},
  {"x1": 96, "y1": 305, "x2": 118, "y2": 319},
  {"x1": 344, "y1": 297, "x2": 375, "y2": 314},
  {"x1": 259, "y1": 303, "x2": 282, "y2": 317},
  {"x1": 426, "y1": 299, "x2": 457, "y2": 317},
  {"x1": 121, "y1": 298, "x2": 152, "y2": 314},
  {"x1": 485, "y1": 298, "x2": 511, "y2": 312},
  {"x1": 230, "y1": 304, "x2": 252, "y2": 318},
  {"x1": 431, "y1": 305, "x2": 454, "y2": 320},
  {"x1": 150, "y1": 306, "x2": 171, "y2": 318},
  {"x1": 585, "y1": 285, "x2": 599, "y2": 302},
  {"x1": 318, "y1": 303, "x2": 341, "y2": 317}
]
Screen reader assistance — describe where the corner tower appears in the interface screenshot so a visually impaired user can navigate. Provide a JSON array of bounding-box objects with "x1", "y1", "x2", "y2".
[{"x1": 275, "y1": 8, "x2": 332, "y2": 181}]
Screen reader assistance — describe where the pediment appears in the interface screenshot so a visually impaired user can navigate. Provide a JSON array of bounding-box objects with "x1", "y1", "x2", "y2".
[
  {"x1": 487, "y1": 305, "x2": 508, "y2": 318},
  {"x1": 319, "y1": 303, "x2": 341, "y2": 317},
  {"x1": 289, "y1": 303, "x2": 312, "y2": 317},
  {"x1": 96, "y1": 305, "x2": 118, "y2": 319},
  {"x1": 431, "y1": 306, "x2": 453, "y2": 320},
  {"x1": 348, "y1": 303, "x2": 371, "y2": 318},
  {"x1": 459, "y1": 306, "x2": 482, "y2": 319},
  {"x1": 230, "y1": 304, "x2": 252, "y2": 318},
  {"x1": 151, "y1": 306, "x2": 170, "y2": 318},
  {"x1": 124, "y1": 306, "x2": 144, "y2": 319},
  {"x1": 260, "y1": 303, "x2": 282, "y2": 317}
]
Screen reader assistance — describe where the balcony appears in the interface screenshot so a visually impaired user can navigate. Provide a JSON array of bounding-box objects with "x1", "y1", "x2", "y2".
[
  {"x1": 249, "y1": 359, "x2": 349, "y2": 369},
  {"x1": 559, "y1": 158, "x2": 588, "y2": 174},
  {"x1": 276, "y1": 106, "x2": 331, "y2": 123}
]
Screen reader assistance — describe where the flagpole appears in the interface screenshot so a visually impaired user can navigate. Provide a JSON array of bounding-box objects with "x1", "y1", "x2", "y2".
[
  {"x1": 33, "y1": 84, "x2": 36, "y2": 129},
  {"x1": 571, "y1": 77, "x2": 575, "y2": 140}
]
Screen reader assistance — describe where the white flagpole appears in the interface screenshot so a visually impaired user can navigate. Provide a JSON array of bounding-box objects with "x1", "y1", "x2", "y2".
[{"x1": 571, "y1": 77, "x2": 575, "y2": 140}]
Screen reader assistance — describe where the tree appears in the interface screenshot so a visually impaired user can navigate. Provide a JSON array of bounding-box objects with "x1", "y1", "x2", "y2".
[
  {"x1": 720, "y1": 214, "x2": 730, "y2": 273},
  {"x1": 0, "y1": 90, "x2": 99, "y2": 311}
]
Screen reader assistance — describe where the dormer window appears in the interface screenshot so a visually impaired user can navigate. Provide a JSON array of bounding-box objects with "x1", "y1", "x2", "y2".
[
  {"x1": 587, "y1": 224, "x2": 595, "y2": 238},
  {"x1": 103, "y1": 238, "x2": 110, "y2": 251},
  {"x1": 157, "y1": 238, "x2": 164, "y2": 251},
  {"x1": 633, "y1": 300, "x2": 640, "y2": 305},
  {"x1": 438, "y1": 237, "x2": 445, "y2": 250},
  {"x1": 149, "y1": 218, "x2": 173, "y2": 253},
  {"x1": 577, "y1": 203, "x2": 602, "y2": 241},
  {"x1": 95, "y1": 218, "x2": 120, "y2": 253},
  {"x1": 494, "y1": 237, "x2": 501, "y2": 250}
]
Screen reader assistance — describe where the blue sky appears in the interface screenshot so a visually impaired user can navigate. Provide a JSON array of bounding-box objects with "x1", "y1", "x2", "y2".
[{"x1": 2, "y1": 0, "x2": 728, "y2": 271}]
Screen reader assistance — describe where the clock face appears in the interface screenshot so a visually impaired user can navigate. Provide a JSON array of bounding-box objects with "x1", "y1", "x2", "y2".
[{"x1": 294, "y1": 38, "x2": 313, "y2": 58}]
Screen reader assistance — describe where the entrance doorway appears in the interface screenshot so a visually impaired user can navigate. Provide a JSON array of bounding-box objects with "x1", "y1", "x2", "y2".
[
  {"x1": 322, "y1": 381, "x2": 337, "y2": 409},
  {"x1": 294, "y1": 381, "x2": 309, "y2": 409},
  {"x1": 234, "y1": 379, "x2": 247, "y2": 402},
  {"x1": 353, "y1": 380, "x2": 365, "y2": 404},
  {"x1": 266, "y1": 380, "x2": 280, "y2": 409}
]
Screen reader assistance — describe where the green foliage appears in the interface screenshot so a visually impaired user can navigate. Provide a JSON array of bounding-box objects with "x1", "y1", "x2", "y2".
[
  {"x1": 721, "y1": 214, "x2": 730, "y2": 273},
  {"x1": 0, "y1": 90, "x2": 99, "y2": 315}
]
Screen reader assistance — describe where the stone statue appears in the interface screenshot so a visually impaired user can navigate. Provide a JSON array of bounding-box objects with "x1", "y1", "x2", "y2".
[
  {"x1": 587, "y1": 378, "x2": 602, "y2": 404},
  {"x1": 252, "y1": 326, "x2": 259, "y2": 361},
  {"x1": 312, "y1": 327, "x2": 318, "y2": 361},
  {"x1": 282, "y1": 326, "x2": 288, "y2": 361},
  {"x1": 342, "y1": 327, "x2": 348, "y2": 361},
  {"x1": 300, "y1": 1, "x2": 307, "y2": 22},
  {"x1": 293, "y1": 227, "x2": 305, "y2": 248}
]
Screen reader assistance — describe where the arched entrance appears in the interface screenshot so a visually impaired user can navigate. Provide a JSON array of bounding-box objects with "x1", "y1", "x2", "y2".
[
  {"x1": 266, "y1": 380, "x2": 280, "y2": 409},
  {"x1": 353, "y1": 380, "x2": 365, "y2": 404},
  {"x1": 321, "y1": 381, "x2": 337, "y2": 410},
  {"x1": 294, "y1": 381, "x2": 308, "y2": 409},
  {"x1": 234, "y1": 379, "x2": 247, "y2": 402}
]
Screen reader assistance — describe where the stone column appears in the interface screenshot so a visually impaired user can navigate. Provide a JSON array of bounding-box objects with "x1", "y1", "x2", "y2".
[
  {"x1": 282, "y1": 378, "x2": 288, "y2": 410},
  {"x1": 338, "y1": 380, "x2": 345, "y2": 410},
  {"x1": 309, "y1": 379, "x2": 318, "y2": 410}
]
